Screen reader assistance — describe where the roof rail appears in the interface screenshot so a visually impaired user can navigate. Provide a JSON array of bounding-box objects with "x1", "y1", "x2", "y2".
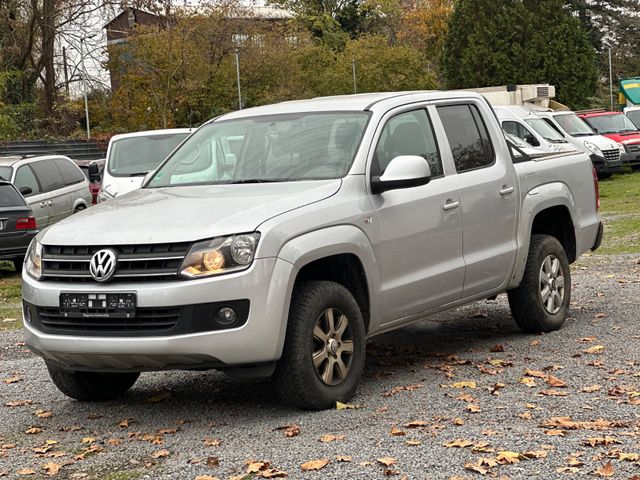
[{"x1": 575, "y1": 108, "x2": 608, "y2": 115}]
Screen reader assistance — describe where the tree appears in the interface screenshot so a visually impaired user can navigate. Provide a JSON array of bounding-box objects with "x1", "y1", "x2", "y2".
[
  {"x1": 442, "y1": 0, "x2": 598, "y2": 109},
  {"x1": 397, "y1": 0, "x2": 453, "y2": 67}
]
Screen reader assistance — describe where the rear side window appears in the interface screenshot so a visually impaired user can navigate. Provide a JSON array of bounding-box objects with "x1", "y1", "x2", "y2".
[
  {"x1": 55, "y1": 158, "x2": 85, "y2": 186},
  {"x1": 438, "y1": 104, "x2": 495, "y2": 173},
  {"x1": 14, "y1": 165, "x2": 41, "y2": 197},
  {"x1": 0, "y1": 183, "x2": 26, "y2": 207},
  {"x1": 29, "y1": 160, "x2": 65, "y2": 193},
  {"x1": 373, "y1": 109, "x2": 443, "y2": 178}
]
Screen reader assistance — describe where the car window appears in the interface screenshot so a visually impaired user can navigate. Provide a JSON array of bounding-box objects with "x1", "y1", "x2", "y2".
[
  {"x1": 54, "y1": 158, "x2": 85, "y2": 186},
  {"x1": 438, "y1": 104, "x2": 495, "y2": 173},
  {"x1": 502, "y1": 121, "x2": 535, "y2": 141},
  {"x1": 552, "y1": 113, "x2": 594, "y2": 137},
  {"x1": 108, "y1": 133, "x2": 189, "y2": 176},
  {"x1": 627, "y1": 111, "x2": 640, "y2": 129},
  {"x1": 584, "y1": 114, "x2": 638, "y2": 134},
  {"x1": 524, "y1": 118, "x2": 566, "y2": 142},
  {"x1": 29, "y1": 160, "x2": 65, "y2": 193},
  {"x1": 0, "y1": 183, "x2": 26, "y2": 207},
  {"x1": 14, "y1": 165, "x2": 41, "y2": 197},
  {"x1": 372, "y1": 110, "x2": 443, "y2": 178},
  {"x1": 0, "y1": 166, "x2": 12, "y2": 182}
]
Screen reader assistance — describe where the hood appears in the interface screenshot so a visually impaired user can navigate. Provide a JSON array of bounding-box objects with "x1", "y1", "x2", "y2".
[
  {"x1": 102, "y1": 176, "x2": 145, "y2": 197},
  {"x1": 41, "y1": 180, "x2": 341, "y2": 245},
  {"x1": 599, "y1": 132, "x2": 640, "y2": 145},
  {"x1": 580, "y1": 135, "x2": 621, "y2": 151}
]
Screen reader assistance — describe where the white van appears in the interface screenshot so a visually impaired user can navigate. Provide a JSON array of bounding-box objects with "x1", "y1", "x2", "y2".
[
  {"x1": 535, "y1": 111, "x2": 623, "y2": 177},
  {"x1": 494, "y1": 106, "x2": 577, "y2": 154},
  {"x1": 98, "y1": 128, "x2": 191, "y2": 202}
]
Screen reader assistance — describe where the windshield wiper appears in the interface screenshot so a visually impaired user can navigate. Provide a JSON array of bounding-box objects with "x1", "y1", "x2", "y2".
[
  {"x1": 126, "y1": 171, "x2": 150, "y2": 177},
  {"x1": 228, "y1": 179, "x2": 283, "y2": 184}
]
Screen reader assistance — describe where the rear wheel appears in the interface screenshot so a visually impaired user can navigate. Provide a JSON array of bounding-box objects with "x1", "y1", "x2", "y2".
[
  {"x1": 74, "y1": 205, "x2": 86, "y2": 213},
  {"x1": 47, "y1": 364, "x2": 139, "y2": 401},
  {"x1": 508, "y1": 234, "x2": 571, "y2": 333},
  {"x1": 275, "y1": 281, "x2": 366, "y2": 410}
]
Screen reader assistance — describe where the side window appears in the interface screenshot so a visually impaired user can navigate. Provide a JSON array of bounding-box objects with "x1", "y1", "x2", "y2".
[
  {"x1": 14, "y1": 165, "x2": 41, "y2": 197},
  {"x1": 437, "y1": 104, "x2": 495, "y2": 173},
  {"x1": 29, "y1": 160, "x2": 65, "y2": 193},
  {"x1": 502, "y1": 121, "x2": 530, "y2": 140},
  {"x1": 54, "y1": 158, "x2": 85, "y2": 186},
  {"x1": 373, "y1": 109, "x2": 443, "y2": 178}
]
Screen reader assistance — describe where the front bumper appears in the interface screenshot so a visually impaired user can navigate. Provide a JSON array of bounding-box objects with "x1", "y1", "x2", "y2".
[
  {"x1": 590, "y1": 154, "x2": 622, "y2": 175},
  {"x1": 22, "y1": 257, "x2": 296, "y2": 372},
  {"x1": 621, "y1": 151, "x2": 640, "y2": 168}
]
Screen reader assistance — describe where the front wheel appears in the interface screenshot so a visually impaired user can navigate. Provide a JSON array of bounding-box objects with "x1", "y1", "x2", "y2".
[
  {"x1": 47, "y1": 364, "x2": 139, "y2": 401},
  {"x1": 508, "y1": 234, "x2": 571, "y2": 333},
  {"x1": 274, "y1": 281, "x2": 366, "y2": 410}
]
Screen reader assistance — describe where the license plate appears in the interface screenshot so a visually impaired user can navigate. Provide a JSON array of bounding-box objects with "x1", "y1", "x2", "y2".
[{"x1": 60, "y1": 293, "x2": 136, "y2": 318}]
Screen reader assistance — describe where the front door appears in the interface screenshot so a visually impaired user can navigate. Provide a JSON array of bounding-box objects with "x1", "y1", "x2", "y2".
[{"x1": 369, "y1": 108, "x2": 465, "y2": 324}]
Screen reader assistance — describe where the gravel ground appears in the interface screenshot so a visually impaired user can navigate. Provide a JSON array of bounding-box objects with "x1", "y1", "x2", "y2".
[{"x1": 1, "y1": 254, "x2": 639, "y2": 480}]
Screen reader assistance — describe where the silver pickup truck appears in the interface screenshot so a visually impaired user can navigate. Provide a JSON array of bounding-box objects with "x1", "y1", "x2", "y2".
[{"x1": 22, "y1": 91, "x2": 602, "y2": 410}]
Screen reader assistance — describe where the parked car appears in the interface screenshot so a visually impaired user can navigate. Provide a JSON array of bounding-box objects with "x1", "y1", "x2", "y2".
[
  {"x1": 75, "y1": 159, "x2": 105, "y2": 204},
  {"x1": 0, "y1": 181, "x2": 38, "y2": 272},
  {"x1": 535, "y1": 110, "x2": 623, "y2": 177},
  {"x1": 0, "y1": 155, "x2": 92, "y2": 228},
  {"x1": 578, "y1": 111, "x2": 640, "y2": 169},
  {"x1": 22, "y1": 91, "x2": 602, "y2": 409},
  {"x1": 98, "y1": 129, "x2": 191, "y2": 202},
  {"x1": 494, "y1": 105, "x2": 578, "y2": 154},
  {"x1": 625, "y1": 106, "x2": 640, "y2": 129}
]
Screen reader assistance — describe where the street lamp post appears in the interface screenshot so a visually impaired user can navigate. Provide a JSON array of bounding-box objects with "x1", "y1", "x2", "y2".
[{"x1": 79, "y1": 35, "x2": 94, "y2": 140}]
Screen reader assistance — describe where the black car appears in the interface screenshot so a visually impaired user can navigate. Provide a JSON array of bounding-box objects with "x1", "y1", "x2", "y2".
[{"x1": 0, "y1": 181, "x2": 38, "y2": 271}]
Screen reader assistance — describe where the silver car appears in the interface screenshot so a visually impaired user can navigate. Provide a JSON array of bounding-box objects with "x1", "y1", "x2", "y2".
[{"x1": 0, "y1": 155, "x2": 92, "y2": 227}]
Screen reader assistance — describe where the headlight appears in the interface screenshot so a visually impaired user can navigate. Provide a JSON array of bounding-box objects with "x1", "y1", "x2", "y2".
[
  {"x1": 583, "y1": 141, "x2": 603, "y2": 157},
  {"x1": 25, "y1": 240, "x2": 43, "y2": 280},
  {"x1": 97, "y1": 188, "x2": 115, "y2": 203},
  {"x1": 179, "y1": 233, "x2": 260, "y2": 279},
  {"x1": 617, "y1": 143, "x2": 626, "y2": 154}
]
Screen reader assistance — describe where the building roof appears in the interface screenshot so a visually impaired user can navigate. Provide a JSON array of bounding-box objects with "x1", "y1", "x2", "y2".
[{"x1": 103, "y1": 7, "x2": 163, "y2": 29}]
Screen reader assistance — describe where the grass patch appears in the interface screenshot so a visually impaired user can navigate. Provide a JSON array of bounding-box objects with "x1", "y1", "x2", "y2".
[
  {"x1": 598, "y1": 172, "x2": 640, "y2": 254},
  {"x1": 0, "y1": 261, "x2": 22, "y2": 330}
]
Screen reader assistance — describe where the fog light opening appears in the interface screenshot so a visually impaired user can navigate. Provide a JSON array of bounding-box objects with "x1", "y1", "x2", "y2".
[{"x1": 215, "y1": 306, "x2": 238, "y2": 327}]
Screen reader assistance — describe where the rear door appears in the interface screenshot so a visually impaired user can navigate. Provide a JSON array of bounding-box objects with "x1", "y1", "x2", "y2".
[
  {"x1": 29, "y1": 160, "x2": 69, "y2": 225},
  {"x1": 0, "y1": 183, "x2": 33, "y2": 254},
  {"x1": 13, "y1": 164, "x2": 48, "y2": 227},
  {"x1": 436, "y1": 102, "x2": 518, "y2": 298}
]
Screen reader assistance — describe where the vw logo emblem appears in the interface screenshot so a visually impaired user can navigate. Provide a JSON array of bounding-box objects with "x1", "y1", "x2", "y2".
[{"x1": 89, "y1": 249, "x2": 117, "y2": 282}]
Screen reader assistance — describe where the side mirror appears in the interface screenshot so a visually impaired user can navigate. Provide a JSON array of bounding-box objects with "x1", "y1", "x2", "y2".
[
  {"x1": 524, "y1": 135, "x2": 540, "y2": 147},
  {"x1": 371, "y1": 155, "x2": 431, "y2": 195},
  {"x1": 19, "y1": 186, "x2": 33, "y2": 196},
  {"x1": 87, "y1": 163, "x2": 101, "y2": 183}
]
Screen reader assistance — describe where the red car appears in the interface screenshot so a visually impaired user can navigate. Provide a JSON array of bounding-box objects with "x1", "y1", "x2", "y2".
[{"x1": 578, "y1": 111, "x2": 640, "y2": 169}]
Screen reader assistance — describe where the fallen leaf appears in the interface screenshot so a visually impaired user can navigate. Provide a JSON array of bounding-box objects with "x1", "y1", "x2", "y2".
[
  {"x1": 523, "y1": 450, "x2": 548, "y2": 459},
  {"x1": 301, "y1": 459, "x2": 329, "y2": 471},
  {"x1": 405, "y1": 420, "x2": 428, "y2": 428},
  {"x1": 453, "y1": 418, "x2": 465, "y2": 426},
  {"x1": 377, "y1": 457, "x2": 397, "y2": 467},
  {"x1": 545, "y1": 374, "x2": 567, "y2": 388},
  {"x1": 319, "y1": 434, "x2": 345, "y2": 443},
  {"x1": 2, "y1": 376, "x2": 23, "y2": 384},
  {"x1": 42, "y1": 462, "x2": 62, "y2": 476},
  {"x1": 466, "y1": 404, "x2": 481, "y2": 413},
  {"x1": 451, "y1": 381, "x2": 476, "y2": 389},
  {"x1": 405, "y1": 439, "x2": 421, "y2": 446},
  {"x1": 390, "y1": 427, "x2": 406, "y2": 436},
  {"x1": 247, "y1": 461, "x2": 269, "y2": 474},
  {"x1": 544, "y1": 429, "x2": 565, "y2": 436},
  {"x1": 336, "y1": 455, "x2": 352, "y2": 462},
  {"x1": 118, "y1": 418, "x2": 133, "y2": 428},
  {"x1": 5, "y1": 400, "x2": 33, "y2": 407},
  {"x1": 274, "y1": 424, "x2": 300, "y2": 438},
  {"x1": 35, "y1": 410, "x2": 53, "y2": 419},
  {"x1": 260, "y1": 468, "x2": 288, "y2": 478},
  {"x1": 618, "y1": 453, "x2": 640, "y2": 462},
  {"x1": 16, "y1": 469, "x2": 35, "y2": 476},
  {"x1": 584, "y1": 345, "x2": 605, "y2": 354},
  {"x1": 336, "y1": 401, "x2": 361, "y2": 410},
  {"x1": 524, "y1": 369, "x2": 546, "y2": 378},
  {"x1": 195, "y1": 476, "x2": 220, "y2": 480},
  {"x1": 496, "y1": 451, "x2": 524, "y2": 464},
  {"x1": 538, "y1": 389, "x2": 568, "y2": 397},
  {"x1": 581, "y1": 385, "x2": 601, "y2": 393},
  {"x1": 81, "y1": 437, "x2": 95, "y2": 444},
  {"x1": 490, "y1": 344, "x2": 504, "y2": 352},
  {"x1": 25, "y1": 427, "x2": 43, "y2": 435},
  {"x1": 595, "y1": 461, "x2": 614, "y2": 477},
  {"x1": 152, "y1": 449, "x2": 170, "y2": 458},
  {"x1": 519, "y1": 377, "x2": 537, "y2": 388},
  {"x1": 444, "y1": 439, "x2": 473, "y2": 448},
  {"x1": 583, "y1": 436, "x2": 621, "y2": 447},
  {"x1": 204, "y1": 438, "x2": 221, "y2": 447}
]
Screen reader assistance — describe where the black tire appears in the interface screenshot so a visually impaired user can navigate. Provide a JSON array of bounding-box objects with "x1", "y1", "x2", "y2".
[
  {"x1": 274, "y1": 281, "x2": 366, "y2": 410},
  {"x1": 47, "y1": 364, "x2": 139, "y2": 401},
  {"x1": 12, "y1": 257, "x2": 23, "y2": 273},
  {"x1": 508, "y1": 234, "x2": 571, "y2": 333},
  {"x1": 74, "y1": 205, "x2": 86, "y2": 213}
]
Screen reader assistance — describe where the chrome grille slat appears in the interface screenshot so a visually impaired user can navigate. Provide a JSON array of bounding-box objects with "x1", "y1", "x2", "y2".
[
  {"x1": 41, "y1": 242, "x2": 191, "y2": 283},
  {"x1": 602, "y1": 149, "x2": 620, "y2": 162}
]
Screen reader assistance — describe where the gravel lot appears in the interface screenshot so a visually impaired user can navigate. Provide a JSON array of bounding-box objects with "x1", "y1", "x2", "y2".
[{"x1": 1, "y1": 254, "x2": 639, "y2": 480}]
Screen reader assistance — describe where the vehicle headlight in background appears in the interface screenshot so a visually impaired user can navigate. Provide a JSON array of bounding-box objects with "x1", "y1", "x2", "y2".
[
  {"x1": 97, "y1": 188, "x2": 115, "y2": 203},
  {"x1": 617, "y1": 143, "x2": 626, "y2": 154},
  {"x1": 25, "y1": 240, "x2": 43, "y2": 280},
  {"x1": 583, "y1": 141, "x2": 603, "y2": 157},
  {"x1": 180, "y1": 233, "x2": 260, "y2": 279}
]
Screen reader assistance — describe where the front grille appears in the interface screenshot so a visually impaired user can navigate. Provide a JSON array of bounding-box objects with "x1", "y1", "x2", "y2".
[
  {"x1": 42, "y1": 242, "x2": 191, "y2": 283},
  {"x1": 36, "y1": 306, "x2": 182, "y2": 333},
  {"x1": 626, "y1": 143, "x2": 640, "y2": 153},
  {"x1": 602, "y1": 149, "x2": 620, "y2": 162}
]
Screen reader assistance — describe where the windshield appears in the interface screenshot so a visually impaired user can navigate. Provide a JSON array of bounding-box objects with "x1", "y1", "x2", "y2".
[
  {"x1": 0, "y1": 166, "x2": 12, "y2": 182},
  {"x1": 552, "y1": 113, "x2": 594, "y2": 137},
  {"x1": 147, "y1": 112, "x2": 371, "y2": 187},
  {"x1": 586, "y1": 114, "x2": 639, "y2": 134},
  {"x1": 524, "y1": 118, "x2": 567, "y2": 142},
  {"x1": 627, "y1": 110, "x2": 640, "y2": 129},
  {"x1": 108, "y1": 133, "x2": 189, "y2": 176}
]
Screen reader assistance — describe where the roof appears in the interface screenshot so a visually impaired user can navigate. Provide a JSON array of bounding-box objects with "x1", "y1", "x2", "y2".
[
  {"x1": 103, "y1": 7, "x2": 162, "y2": 29},
  {"x1": 109, "y1": 128, "x2": 192, "y2": 142},
  {"x1": 0, "y1": 154, "x2": 71, "y2": 167},
  {"x1": 578, "y1": 111, "x2": 623, "y2": 118},
  {"x1": 219, "y1": 90, "x2": 486, "y2": 121}
]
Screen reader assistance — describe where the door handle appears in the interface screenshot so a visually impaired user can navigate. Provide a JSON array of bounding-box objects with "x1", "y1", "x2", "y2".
[
  {"x1": 500, "y1": 186, "x2": 515, "y2": 196},
  {"x1": 443, "y1": 200, "x2": 460, "y2": 211},
  {"x1": 39, "y1": 202, "x2": 47, "y2": 208},
  {"x1": 47, "y1": 200, "x2": 54, "y2": 206}
]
